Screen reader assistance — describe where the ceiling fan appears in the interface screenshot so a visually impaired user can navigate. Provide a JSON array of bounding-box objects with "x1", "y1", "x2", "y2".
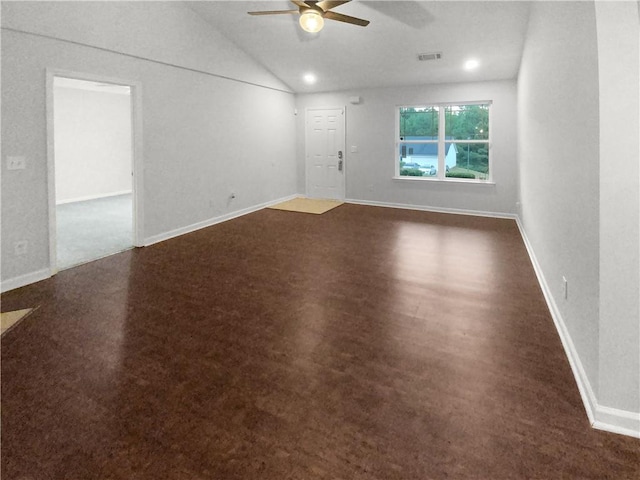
[{"x1": 248, "y1": 1, "x2": 370, "y2": 33}]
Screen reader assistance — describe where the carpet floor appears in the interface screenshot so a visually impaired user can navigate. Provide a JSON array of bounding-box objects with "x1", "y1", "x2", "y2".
[{"x1": 56, "y1": 194, "x2": 133, "y2": 269}]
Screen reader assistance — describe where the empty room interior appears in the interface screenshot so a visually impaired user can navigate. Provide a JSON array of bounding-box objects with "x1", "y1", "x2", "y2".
[
  {"x1": 1, "y1": 1, "x2": 639, "y2": 478},
  {"x1": 53, "y1": 76, "x2": 134, "y2": 270}
]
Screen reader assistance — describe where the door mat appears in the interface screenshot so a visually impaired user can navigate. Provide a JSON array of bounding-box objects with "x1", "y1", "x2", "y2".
[
  {"x1": 1, "y1": 308, "x2": 36, "y2": 335},
  {"x1": 268, "y1": 197, "x2": 344, "y2": 215}
]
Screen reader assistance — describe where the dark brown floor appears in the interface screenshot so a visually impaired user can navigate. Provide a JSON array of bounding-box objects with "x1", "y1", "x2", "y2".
[{"x1": 2, "y1": 204, "x2": 639, "y2": 479}]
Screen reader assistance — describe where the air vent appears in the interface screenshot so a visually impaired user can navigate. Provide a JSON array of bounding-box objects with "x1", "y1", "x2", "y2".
[{"x1": 418, "y1": 52, "x2": 442, "y2": 61}]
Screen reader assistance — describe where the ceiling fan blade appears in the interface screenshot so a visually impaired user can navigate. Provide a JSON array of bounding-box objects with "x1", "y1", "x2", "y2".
[
  {"x1": 248, "y1": 9, "x2": 298, "y2": 16},
  {"x1": 316, "y1": 1, "x2": 350, "y2": 11},
  {"x1": 324, "y1": 11, "x2": 370, "y2": 26},
  {"x1": 290, "y1": 0, "x2": 312, "y2": 8}
]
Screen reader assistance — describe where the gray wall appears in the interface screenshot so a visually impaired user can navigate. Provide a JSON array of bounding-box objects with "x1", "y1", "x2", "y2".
[
  {"x1": 1, "y1": 1, "x2": 297, "y2": 286},
  {"x1": 295, "y1": 80, "x2": 518, "y2": 215},
  {"x1": 518, "y1": 0, "x2": 601, "y2": 396},
  {"x1": 54, "y1": 85, "x2": 132, "y2": 203},
  {"x1": 518, "y1": 0, "x2": 639, "y2": 426},
  {"x1": 594, "y1": 0, "x2": 639, "y2": 416}
]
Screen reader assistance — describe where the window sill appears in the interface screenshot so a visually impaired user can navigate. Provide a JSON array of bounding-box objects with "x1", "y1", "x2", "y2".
[{"x1": 392, "y1": 176, "x2": 496, "y2": 185}]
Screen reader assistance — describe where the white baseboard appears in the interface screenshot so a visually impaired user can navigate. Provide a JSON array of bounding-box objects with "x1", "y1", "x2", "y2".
[
  {"x1": 345, "y1": 198, "x2": 517, "y2": 220},
  {"x1": 2, "y1": 195, "x2": 299, "y2": 292},
  {"x1": 515, "y1": 216, "x2": 640, "y2": 439},
  {"x1": 56, "y1": 190, "x2": 132, "y2": 205},
  {"x1": 4, "y1": 199, "x2": 638, "y2": 438},
  {"x1": 1, "y1": 268, "x2": 51, "y2": 293},
  {"x1": 593, "y1": 405, "x2": 640, "y2": 438},
  {"x1": 514, "y1": 217, "x2": 598, "y2": 423},
  {"x1": 144, "y1": 194, "x2": 299, "y2": 246}
]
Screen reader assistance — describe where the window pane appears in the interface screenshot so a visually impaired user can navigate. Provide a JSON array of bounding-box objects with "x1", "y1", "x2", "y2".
[
  {"x1": 399, "y1": 107, "x2": 439, "y2": 138},
  {"x1": 399, "y1": 143, "x2": 438, "y2": 177},
  {"x1": 444, "y1": 104, "x2": 489, "y2": 140},
  {"x1": 445, "y1": 142, "x2": 489, "y2": 180}
]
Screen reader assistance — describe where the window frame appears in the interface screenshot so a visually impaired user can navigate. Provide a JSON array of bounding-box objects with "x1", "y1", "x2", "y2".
[{"x1": 394, "y1": 101, "x2": 493, "y2": 183}]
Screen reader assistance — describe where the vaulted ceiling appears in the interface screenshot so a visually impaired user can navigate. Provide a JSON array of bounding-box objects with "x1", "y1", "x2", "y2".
[{"x1": 187, "y1": 1, "x2": 532, "y2": 93}]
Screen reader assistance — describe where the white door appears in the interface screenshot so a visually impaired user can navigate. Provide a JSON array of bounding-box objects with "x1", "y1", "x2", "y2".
[{"x1": 305, "y1": 108, "x2": 345, "y2": 200}]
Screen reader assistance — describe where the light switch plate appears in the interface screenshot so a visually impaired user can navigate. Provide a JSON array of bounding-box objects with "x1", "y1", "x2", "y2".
[{"x1": 350, "y1": 146, "x2": 358, "y2": 153}]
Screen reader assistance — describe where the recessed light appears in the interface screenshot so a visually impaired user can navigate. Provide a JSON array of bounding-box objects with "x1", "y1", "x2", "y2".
[
  {"x1": 464, "y1": 59, "x2": 480, "y2": 70},
  {"x1": 303, "y1": 73, "x2": 317, "y2": 84}
]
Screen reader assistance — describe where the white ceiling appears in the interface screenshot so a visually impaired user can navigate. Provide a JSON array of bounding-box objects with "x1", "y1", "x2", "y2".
[{"x1": 187, "y1": 1, "x2": 532, "y2": 93}]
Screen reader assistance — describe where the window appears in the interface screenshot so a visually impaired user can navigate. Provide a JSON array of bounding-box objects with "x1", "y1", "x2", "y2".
[{"x1": 396, "y1": 102, "x2": 491, "y2": 181}]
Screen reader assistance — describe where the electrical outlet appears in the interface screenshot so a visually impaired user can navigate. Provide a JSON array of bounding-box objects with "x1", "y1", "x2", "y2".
[
  {"x1": 7, "y1": 156, "x2": 26, "y2": 170},
  {"x1": 14, "y1": 240, "x2": 28, "y2": 256},
  {"x1": 562, "y1": 276, "x2": 568, "y2": 300}
]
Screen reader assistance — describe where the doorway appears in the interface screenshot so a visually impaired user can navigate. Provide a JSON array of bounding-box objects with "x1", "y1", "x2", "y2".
[
  {"x1": 47, "y1": 71, "x2": 143, "y2": 272},
  {"x1": 305, "y1": 107, "x2": 346, "y2": 200}
]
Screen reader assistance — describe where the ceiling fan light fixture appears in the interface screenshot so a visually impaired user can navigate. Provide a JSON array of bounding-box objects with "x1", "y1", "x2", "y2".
[{"x1": 299, "y1": 9, "x2": 324, "y2": 33}]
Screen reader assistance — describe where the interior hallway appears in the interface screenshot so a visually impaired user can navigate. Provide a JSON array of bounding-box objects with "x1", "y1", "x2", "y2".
[{"x1": 2, "y1": 204, "x2": 639, "y2": 479}]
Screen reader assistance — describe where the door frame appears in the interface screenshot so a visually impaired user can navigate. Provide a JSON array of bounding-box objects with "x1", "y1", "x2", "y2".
[
  {"x1": 305, "y1": 106, "x2": 346, "y2": 201},
  {"x1": 45, "y1": 68, "x2": 144, "y2": 274}
]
